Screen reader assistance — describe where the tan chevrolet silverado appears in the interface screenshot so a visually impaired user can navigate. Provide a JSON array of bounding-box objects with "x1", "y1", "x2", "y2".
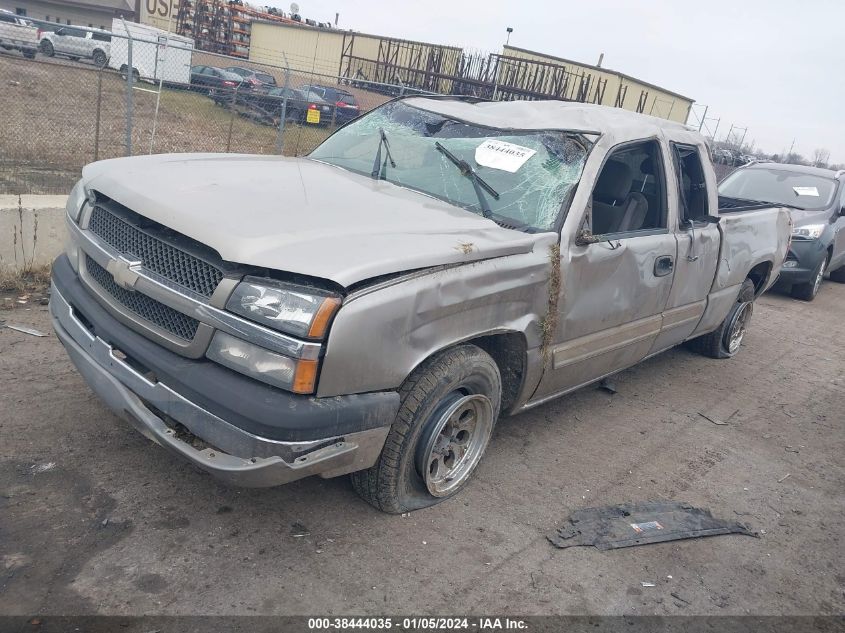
[{"x1": 51, "y1": 97, "x2": 791, "y2": 512}]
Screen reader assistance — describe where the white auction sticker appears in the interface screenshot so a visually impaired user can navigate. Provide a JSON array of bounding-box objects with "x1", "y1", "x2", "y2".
[
  {"x1": 475, "y1": 139, "x2": 536, "y2": 173},
  {"x1": 793, "y1": 186, "x2": 819, "y2": 197}
]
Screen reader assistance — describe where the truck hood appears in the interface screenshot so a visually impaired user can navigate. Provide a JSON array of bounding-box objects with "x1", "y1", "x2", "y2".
[{"x1": 82, "y1": 154, "x2": 543, "y2": 287}]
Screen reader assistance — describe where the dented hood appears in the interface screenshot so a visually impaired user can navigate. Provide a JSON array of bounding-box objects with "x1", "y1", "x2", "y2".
[{"x1": 82, "y1": 153, "x2": 542, "y2": 287}]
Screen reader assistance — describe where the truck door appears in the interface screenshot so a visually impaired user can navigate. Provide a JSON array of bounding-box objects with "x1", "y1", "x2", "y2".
[
  {"x1": 648, "y1": 142, "x2": 721, "y2": 353},
  {"x1": 531, "y1": 139, "x2": 677, "y2": 402}
]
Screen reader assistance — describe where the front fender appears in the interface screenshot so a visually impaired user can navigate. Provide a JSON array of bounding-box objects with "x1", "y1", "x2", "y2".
[{"x1": 316, "y1": 238, "x2": 556, "y2": 398}]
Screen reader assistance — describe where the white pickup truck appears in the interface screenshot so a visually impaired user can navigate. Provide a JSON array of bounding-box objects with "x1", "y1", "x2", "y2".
[
  {"x1": 50, "y1": 97, "x2": 791, "y2": 513},
  {"x1": 0, "y1": 9, "x2": 38, "y2": 59}
]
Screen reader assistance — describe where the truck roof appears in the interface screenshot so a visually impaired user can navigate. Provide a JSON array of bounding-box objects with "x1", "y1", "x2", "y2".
[{"x1": 403, "y1": 97, "x2": 691, "y2": 137}]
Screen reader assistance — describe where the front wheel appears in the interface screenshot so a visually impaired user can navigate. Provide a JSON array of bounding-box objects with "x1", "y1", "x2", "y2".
[
  {"x1": 688, "y1": 279, "x2": 755, "y2": 359},
  {"x1": 40, "y1": 40, "x2": 54, "y2": 56},
  {"x1": 791, "y1": 255, "x2": 828, "y2": 301},
  {"x1": 351, "y1": 344, "x2": 501, "y2": 513},
  {"x1": 92, "y1": 50, "x2": 107, "y2": 68}
]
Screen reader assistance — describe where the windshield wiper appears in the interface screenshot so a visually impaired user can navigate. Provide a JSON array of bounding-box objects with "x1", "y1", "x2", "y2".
[
  {"x1": 371, "y1": 128, "x2": 397, "y2": 180},
  {"x1": 434, "y1": 141, "x2": 500, "y2": 218}
]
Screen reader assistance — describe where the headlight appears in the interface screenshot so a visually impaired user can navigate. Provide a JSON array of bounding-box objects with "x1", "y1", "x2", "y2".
[
  {"x1": 791, "y1": 224, "x2": 825, "y2": 240},
  {"x1": 207, "y1": 331, "x2": 318, "y2": 393},
  {"x1": 66, "y1": 179, "x2": 88, "y2": 223},
  {"x1": 226, "y1": 277, "x2": 341, "y2": 339}
]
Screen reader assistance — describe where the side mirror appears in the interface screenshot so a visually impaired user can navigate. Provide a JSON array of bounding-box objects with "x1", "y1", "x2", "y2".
[{"x1": 575, "y1": 229, "x2": 601, "y2": 246}]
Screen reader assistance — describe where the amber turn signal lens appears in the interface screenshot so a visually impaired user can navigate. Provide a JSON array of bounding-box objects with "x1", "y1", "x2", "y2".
[
  {"x1": 307, "y1": 297, "x2": 341, "y2": 339},
  {"x1": 292, "y1": 359, "x2": 319, "y2": 394}
]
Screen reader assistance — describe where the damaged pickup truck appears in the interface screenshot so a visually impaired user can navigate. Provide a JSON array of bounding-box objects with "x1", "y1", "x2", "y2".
[{"x1": 51, "y1": 97, "x2": 791, "y2": 513}]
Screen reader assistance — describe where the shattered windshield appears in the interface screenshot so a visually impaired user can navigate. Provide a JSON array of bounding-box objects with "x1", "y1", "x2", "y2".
[{"x1": 309, "y1": 101, "x2": 591, "y2": 231}]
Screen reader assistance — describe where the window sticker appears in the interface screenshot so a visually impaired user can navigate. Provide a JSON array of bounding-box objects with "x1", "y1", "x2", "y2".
[
  {"x1": 475, "y1": 139, "x2": 537, "y2": 173},
  {"x1": 793, "y1": 186, "x2": 820, "y2": 197}
]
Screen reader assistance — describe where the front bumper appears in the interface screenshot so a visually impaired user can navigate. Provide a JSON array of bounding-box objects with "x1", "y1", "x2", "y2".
[
  {"x1": 50, "y1": 261, "x2": 398, "y2": 487},
  {"x1": 776, "y1": 239, "x2": 829, "y2": 285}
]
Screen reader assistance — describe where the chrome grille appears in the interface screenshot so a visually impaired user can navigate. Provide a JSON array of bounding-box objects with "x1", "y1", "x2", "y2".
[
  {"x1": 88, "y1": 206, "x2": 224, "y2": 297},
  {"x1": 85, "y1": 255, "x2": 200, "y2": 341}
]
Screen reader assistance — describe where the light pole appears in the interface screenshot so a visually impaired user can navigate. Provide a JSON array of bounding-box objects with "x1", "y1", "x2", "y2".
[{"x1": 505, "y1": 26, "x2": 513, "y2": 46}]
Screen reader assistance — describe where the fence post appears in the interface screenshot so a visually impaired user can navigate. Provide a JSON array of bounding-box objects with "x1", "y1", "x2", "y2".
[
  {"x1": 122, "y1": 18, "x2": 134, "y2": 157},
  {"x1": 226, "y1": 85, "x2": 238, "y2": 153},
  {"x1": 94, "y1": 69, "x2": 103, "y2": 161},
  {"x1": 275, "y1": 53, "x2": 291, "y2": 155}
]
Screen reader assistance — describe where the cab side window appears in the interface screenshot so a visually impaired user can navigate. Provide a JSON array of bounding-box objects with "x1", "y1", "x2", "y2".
[
  {"x1": 590, "y1": 140, "x2": 667, "y2": 235},
  {"x1": 672, "y1": 144, "x2": 709, "y2": 224}
]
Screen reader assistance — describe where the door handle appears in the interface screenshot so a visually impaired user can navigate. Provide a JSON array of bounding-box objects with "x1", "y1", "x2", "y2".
[{"x1": 654, "y1": 255, "x2": 674, "y2": 277}]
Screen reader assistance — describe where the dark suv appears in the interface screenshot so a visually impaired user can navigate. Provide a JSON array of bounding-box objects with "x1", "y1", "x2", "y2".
[
  {"x1": 306, "y1": 84, "x2": 361, "y2": 124},
  {"x1": 719, "y1": 163, "x2": 845, "y2": 300},
  {"x1": 225, "y1": 66, "x2": 277, "y2": 90}
]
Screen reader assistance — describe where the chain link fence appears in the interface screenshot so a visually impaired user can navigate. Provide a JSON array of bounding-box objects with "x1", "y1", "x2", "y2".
[{"x1": 1, "y1": 19, "x2": 434, "y2": 195}]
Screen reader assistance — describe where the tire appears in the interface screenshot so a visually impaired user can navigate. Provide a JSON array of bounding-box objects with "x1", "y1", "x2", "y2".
[
  {"x1": 827, "y1": 263, "x2": 845, "y2": 283},
  {"x1": 92, "y1": 49, "x2": 107, "y2": 68},
  {"x1": 22, "y1": 49, "x2": 36, "y2": 59},
  {"x1": 351, "y1": 344, "x2": 502, "y2": 514},
  {"x1": 40, "y1": 40, "x2": 54, "y2": 57},
  {"x1": 791, "y1": 254, "x2": 828, "y2": 301},
  {"x1": 688, "y1": 279, "x2": 755, "y2": 359}
]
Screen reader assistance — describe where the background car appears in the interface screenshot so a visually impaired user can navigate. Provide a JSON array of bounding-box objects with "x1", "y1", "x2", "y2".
[
  {"x1": 224, "y1": 66, "x2": 277, "y2": 90},
  {"x1": 306, "y1": 84, "x2": 361, "y2": 124},
  {"x1": 239, "y1": 86, "x2": 333, "y2": 126},
  {"x1": 719, "y1": 162, "x2": 845, "y2": 300},
  {"x1": 39, "y1": 25, "x2": 111, "y2": 67},
  {"x1": 190, "y1": 65, "x2": 245, "y2": 94}
]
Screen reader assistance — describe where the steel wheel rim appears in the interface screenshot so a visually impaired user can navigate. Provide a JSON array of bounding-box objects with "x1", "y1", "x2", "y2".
[
  {"x1": 812, "y1": 262, "x2": 825, "y2": 295},
  {"x1": 417, "y1": 393, "x2": 494, "y2": 497},
  {"x1": 727, "y1": 302, "x2": 752, "y2": 354}
]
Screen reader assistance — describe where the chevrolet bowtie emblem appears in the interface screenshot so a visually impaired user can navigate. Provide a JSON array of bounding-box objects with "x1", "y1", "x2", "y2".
[{"x1": 106, "y1": 257, "x2": 142, "y2": 291}]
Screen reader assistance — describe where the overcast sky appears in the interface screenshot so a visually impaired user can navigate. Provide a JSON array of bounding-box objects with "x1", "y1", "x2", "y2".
[{"x1": 276, "y1": 0, "x2": 845, "y2": 164}]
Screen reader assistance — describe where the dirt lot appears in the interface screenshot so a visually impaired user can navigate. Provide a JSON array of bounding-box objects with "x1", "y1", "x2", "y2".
[{"x1": 1, "y1": 276, "x2": 843, "y2": 617}]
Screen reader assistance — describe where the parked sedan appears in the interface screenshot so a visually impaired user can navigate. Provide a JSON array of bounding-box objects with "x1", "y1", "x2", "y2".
[
  {"x1": 224, "y1": 66, "x2": 277, "y2": 90},
  {"x1": 190, "y1": 65, "x2": 244, "y2": 94},
  {"x1": 305, "y1": 84, "x2": 361, "y2": 124},
  {"x1": 240, "y1": 87, "x2": 333, "y2": 126},
  {"x1": 719, "y1": 162, "x2": 845, "y2": 300}
]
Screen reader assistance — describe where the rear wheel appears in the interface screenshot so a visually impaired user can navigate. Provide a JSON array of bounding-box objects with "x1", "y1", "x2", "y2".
[
  {"x1": 351, "y1": 344, "x2": 501, "y2": 513},
  {"x1": 688, "y1": 279, "x2": 755, "y2": 359},
  {"x1": 791, "y1": 255, "x2": 828, "y2": 301},
  {"x1": 40, "y1": 40, "x2": 54, "y2": 56},
  {"x1": 22, "y1": 49, "x2": 36, "y2": 59}
]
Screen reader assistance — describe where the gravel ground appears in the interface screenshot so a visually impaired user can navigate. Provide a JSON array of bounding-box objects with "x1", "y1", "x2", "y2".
[{"x1": 0, "y1": 279, "x2": 843, "y2": 617}]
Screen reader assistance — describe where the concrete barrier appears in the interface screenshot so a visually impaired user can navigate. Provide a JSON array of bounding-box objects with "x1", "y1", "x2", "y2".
[{"x1": 0, "y1": 195, "x2": 69, "y2": 273}]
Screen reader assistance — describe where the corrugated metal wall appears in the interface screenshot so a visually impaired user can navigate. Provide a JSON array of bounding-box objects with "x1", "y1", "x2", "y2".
[{"x1": 502, "y1": 46, "x2": 692, "y2": 123}]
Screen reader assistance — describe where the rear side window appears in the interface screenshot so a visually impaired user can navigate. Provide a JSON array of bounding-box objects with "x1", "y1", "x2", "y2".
[
  {"x1": 672, "y1": 144, "x2": 709, "y2": 223},
  {"x1": 92, "y1": 32, "x2": 110, "y2": 42}
]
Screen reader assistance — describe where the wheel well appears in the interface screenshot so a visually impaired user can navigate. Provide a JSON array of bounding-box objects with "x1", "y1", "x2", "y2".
[
  {"x1": 467, "y1": 332, "x2": 527, "y2": 415},
  {"x1": 747, "y1": 261, "x2": 772, "y2": 295}
]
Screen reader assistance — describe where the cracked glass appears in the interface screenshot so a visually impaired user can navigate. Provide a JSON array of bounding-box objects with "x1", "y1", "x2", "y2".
[{"x1": 309, "y1": 101, "x2": 591, "y2": 231}]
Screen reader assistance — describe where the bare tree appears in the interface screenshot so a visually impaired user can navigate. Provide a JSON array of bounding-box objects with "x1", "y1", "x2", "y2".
[{"x1": 811, "y1": 148, "x2": 830, "y2": 168}]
